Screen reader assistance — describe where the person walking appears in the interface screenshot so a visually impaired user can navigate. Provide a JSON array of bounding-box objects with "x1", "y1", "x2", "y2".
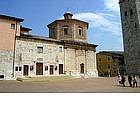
[
  {"x1": 132, "y1": 75, "x2": 137, "y2": 87},
  {"x1": 121, "y1": 74, "x2": 126, "y2": 87},
  {"x1": 128, "y1": 74, "x2": 132, "y2": 87},
  {"x1": 118, "y1": 74, "x2": 122, "y2": 85}
]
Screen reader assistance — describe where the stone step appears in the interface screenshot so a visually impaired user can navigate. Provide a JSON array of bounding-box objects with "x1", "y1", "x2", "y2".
[{"x1": 17, "y1": 75, "x2": 74, "y2": 82}]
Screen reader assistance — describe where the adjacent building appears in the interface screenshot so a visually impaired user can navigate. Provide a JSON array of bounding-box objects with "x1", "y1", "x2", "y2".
[
  {"x1": 96, "y1": 51, "x2": 124, "y2": 76},
  {"x1": 0, "y1": 11, "x2": 98, "y2": 80},
  {"x1": 119, "y1": 0, "x2": 140, "y2": 75}
]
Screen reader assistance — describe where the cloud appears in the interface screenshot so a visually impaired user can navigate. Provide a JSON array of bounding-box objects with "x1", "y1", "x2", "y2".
[
  {"x1": 103, "y1": 0, "x2": 119, "y2": 12},
  {"x1": 59, "y1": 0, "x2": 121, "y2": 37},
  {"x1": 73, "y1": 12, "x2": 121, "y2": 36}
]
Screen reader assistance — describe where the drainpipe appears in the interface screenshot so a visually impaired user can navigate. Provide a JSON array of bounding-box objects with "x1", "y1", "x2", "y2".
[
  {"x1": 63, "y1": 42, "x2": 66, "y2": 74},
  {"x1": 12, "y1": 20, "x2": 18, "y2": 78}
]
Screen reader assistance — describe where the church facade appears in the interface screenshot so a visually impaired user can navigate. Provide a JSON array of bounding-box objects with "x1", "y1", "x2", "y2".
[
  {"x1": 0, "y1": 11, "x2": 98, "y2": 80},
  {"x1": 119, "y1": 0, "x2": 140, "y2": 75}
]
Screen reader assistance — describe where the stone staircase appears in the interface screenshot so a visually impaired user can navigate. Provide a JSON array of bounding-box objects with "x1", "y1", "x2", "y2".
[{"x1": 16, "y1": 75, "x2": 74, "y2": 82}]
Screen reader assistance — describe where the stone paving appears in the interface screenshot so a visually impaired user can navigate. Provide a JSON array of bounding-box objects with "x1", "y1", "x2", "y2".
[{"x1": 0, "y1": 76, "x2": 140, "y2": 93}]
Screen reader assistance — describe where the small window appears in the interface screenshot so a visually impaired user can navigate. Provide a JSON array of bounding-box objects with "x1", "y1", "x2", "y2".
[
  {"x1": 64, "y1": 28, "x2": 68, "y2": 35},
  {"x1": 78, "y1": 26, "x2": 83, "y2": 36},
  {"x1": 19, "y1": 67, "x2": 22, "y2": 71},
  {"x1": 59, "y1": 47, "x2": 62, "y2": 52},
  {"x1": 0, "y1": 75, "x2": 4, "y2": 79},
  {"x1": 98, "y1": 58, "x2": 102, "y2": 62},
  {"x1": 11, "y1": 23, "x2": 15, "y2": 30},
  {"x1": 107, "y1": 57, "x2": 110, "y2": 61},
  {"x1": 130, "y1": 9, "x2": 133, "y2": 15},
  {"x1": 79, "y1": 29, "x2": 82, "y2": 36},
  {"x1": 37, "y1": 47, "x2": 43, "y2": 53},
  {"x1": 135, "y1": 23, "x2": 137, "y2": 28},
  {"x1": 15, "y1": 67, "x2": 18, "y2": 71},
  {"x1": 124, "y1": 11, "x2": 127, "y2": 16}
]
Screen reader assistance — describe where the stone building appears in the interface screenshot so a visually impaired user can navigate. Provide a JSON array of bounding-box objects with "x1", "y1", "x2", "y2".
[
  {"x1": 119, "y1": 0, "x2": 140, "y2": 75},
  {"x1": 96, "y1": 51, "x2": 124, "y2": 76},
  {"x1": 0, "y1": 11, "x2": 98, "y2": 80},
  {"x1": 0, "y1": 14, "x2": 24, "y2": 79}
]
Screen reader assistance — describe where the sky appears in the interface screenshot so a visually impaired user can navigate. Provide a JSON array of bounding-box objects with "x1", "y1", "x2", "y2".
[{"x1": 0, "y1": 0, "x2": 123, "y2": 52}]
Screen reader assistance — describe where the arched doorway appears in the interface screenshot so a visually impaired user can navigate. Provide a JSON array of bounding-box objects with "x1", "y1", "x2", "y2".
[{"x1": 80, "y1": 63, "x2": 84, "y2": 74}]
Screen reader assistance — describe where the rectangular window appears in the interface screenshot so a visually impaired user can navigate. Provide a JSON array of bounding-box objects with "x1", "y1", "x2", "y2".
[
  {"x1": 11, "y1": 23, "x2": 15, "y2": 30},
  {"x1": 98, "y1": 58, "x2": 102, "y2": 62},
  {"x1": 130, "y1": 9, "x2": 133, "y2": 15},
  {"x1": 0, "y1": 75, "x2": 4, "y2": 79},
  {"x1": 64, "y1": 28, "x2": 68, "y2": 35},
  {"x1": 19, "y1": 67, "x2": 22, "y2": 71},
  {"x1": 15, "y1": 67, "x2": 18, "y2": 71},
  {"x1": 135, "y1": 23, "x2": 137, "y2": 28},
  {"x1": 124, "y1": 11, "x2": 127, "y2": 17},
  {"x1": 107, "y1": 57, "x2": 110, "y2": 61},
  {"x1": 37, "y1": 47, "x2": 43, "y2": 53}
]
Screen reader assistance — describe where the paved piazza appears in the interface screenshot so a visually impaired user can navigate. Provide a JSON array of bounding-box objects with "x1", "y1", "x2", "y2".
[{"x1": 0, "y1": 77, "x2": 140, "y2": 93}]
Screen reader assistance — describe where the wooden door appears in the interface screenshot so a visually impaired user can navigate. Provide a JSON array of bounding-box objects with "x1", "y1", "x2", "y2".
[
  {"x1": 59, "y1": 64, "x2": 63, "y2": 74},
  {"x1": 36, "y1": 63, "x2": 43, "y2": 75},
  {"x1": 23, "y1": 65, "x2": 29, "y2": 76},
  {"x1": 50, "y1": 65, "x2": 54, "y2": 75}
]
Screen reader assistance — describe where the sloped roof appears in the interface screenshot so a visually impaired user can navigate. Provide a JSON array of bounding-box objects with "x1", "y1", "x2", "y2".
[
  {"x1": 0, "y1": 14, "x2": 24, "y2": 22},
  {"x1": 97, "y1": 51, "x2": 124, "y2": 56}
]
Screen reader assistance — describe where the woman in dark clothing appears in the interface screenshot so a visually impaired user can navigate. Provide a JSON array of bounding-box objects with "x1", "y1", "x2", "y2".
[
  {"x1": 121, "y1": 74, "x2": 126, "y2": 87},
  {"x1": 128, "y1": 74, "x2": 132, "y2": 87}
]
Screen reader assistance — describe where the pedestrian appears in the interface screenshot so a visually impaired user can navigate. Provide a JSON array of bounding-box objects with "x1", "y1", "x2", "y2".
[
  {"x1": 132, "y1": 75, "x2": 137, "y2": 87},
  {"x1": 137, "y1": 75, "x2": 140, "y2": 87},
  {"x1": 118, "y1": 74, "x2": 122, "y2": 85},
  {"x1": 121, "y1": 74, "x2": 125, "y2": 87},
  {"x1": 128, "y1": 74, "x2": 132, "y2": 87}
]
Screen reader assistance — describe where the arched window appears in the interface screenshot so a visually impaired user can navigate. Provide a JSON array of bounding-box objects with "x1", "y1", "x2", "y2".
[{"x1": 78, "y1": 26, "x2": 83, "y2": 36}]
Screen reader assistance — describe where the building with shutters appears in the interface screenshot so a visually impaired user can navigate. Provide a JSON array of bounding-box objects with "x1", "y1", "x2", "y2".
[
  {"x1": 96, "y1": 51, "x2": 125, "y2": 76},
  {"x1": 0, "y1": 11, "x2": 98, "y2": 80}
]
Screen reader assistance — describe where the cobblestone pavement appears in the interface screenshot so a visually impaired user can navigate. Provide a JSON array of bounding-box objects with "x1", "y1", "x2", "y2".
[{"x1": 0, "y1": 77, "x2": 140, "y2": 93}]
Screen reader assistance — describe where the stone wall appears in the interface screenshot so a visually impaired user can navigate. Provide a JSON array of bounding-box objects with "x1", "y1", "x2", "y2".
[
  {"x1": 48, "y1": 20, "x2": 88, "y2": 42},
  {"x1": 15, "y1": 38, "x2": 64, "y2": 77},
  {"x1": 64, "y1": 47, "x2": 98, "y2": 77},
  {"x1": 0, "y1": 50, "x2": 14, "y2": 80},
  {"x1": 119, "y1": 0, "x2": 140, "y2": 74},
  {"x1": 15, "y1": 37, "x2": 98, "y2": 78}
]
